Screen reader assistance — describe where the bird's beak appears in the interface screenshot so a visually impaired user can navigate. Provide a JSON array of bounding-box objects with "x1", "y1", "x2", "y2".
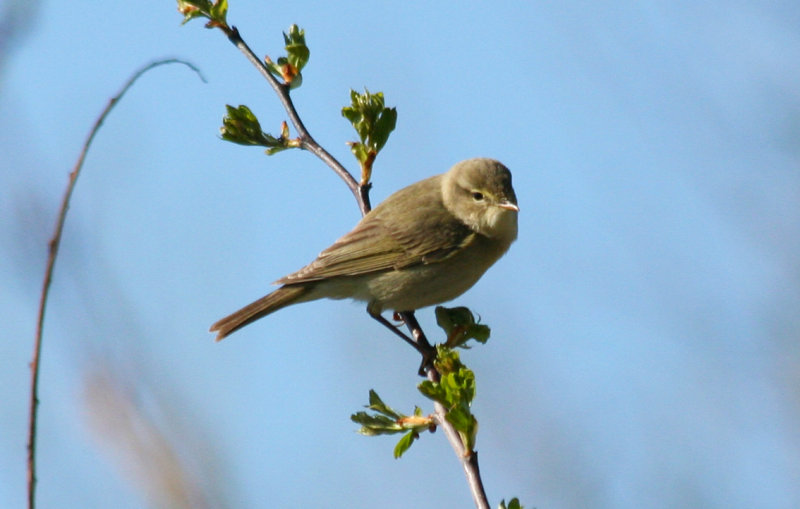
[{"x1": 498, "y1": 201, "x2": 519, "y2": 212}]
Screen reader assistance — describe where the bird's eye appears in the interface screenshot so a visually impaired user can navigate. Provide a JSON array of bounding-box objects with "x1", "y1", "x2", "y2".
[{"x1": 472, "y1": 191, "x2": 484, "y2": 201}]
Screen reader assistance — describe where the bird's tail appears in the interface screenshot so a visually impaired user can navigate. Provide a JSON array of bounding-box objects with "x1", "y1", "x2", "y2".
[{"x1": 210, "y1": 285, "x2": 311, "y2": 341}]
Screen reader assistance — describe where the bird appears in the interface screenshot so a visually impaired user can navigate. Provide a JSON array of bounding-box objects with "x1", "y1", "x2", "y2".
[{"x1": 210, "y1": 157, "x2": 518, "y2": 341}]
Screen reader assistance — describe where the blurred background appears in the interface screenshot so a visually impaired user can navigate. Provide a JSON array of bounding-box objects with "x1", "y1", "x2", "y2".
[{"x1": 1, "y1": 1, "x2": 799, "y2": 507}]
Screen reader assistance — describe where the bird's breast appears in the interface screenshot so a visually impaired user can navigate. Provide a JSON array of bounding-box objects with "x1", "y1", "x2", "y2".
[{"x1": 363, "y1": 233, "x2": 511, "y2": 312}]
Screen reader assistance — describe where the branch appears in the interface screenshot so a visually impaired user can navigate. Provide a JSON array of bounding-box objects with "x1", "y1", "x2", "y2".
[
  {"x1": 401, "y1": 313, "x2": 490, "y2": 509},
  {"x1": 432, "y1": 396, "x2": 489, "y2": 509},
  {"x1": 27, "y1": 58, "x2": 205, "y2": 509},
  {"x1": 223, "y1": 26, "x2": 370, "y2": 215}
]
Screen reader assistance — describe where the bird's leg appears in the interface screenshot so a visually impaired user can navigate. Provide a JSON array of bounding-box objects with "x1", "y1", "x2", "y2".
[
  {"x1": 398, "y1": 311, "x2": 437, "y2": 376},
  {"x1": 368, "y1": 308, "x2": 423, "y2": 353},
  {"x1": 368, "y1": 308, "x2": 437, "y2": 376}
]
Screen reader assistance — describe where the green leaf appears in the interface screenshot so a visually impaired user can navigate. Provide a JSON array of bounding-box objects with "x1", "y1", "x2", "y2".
[
  {"x1": 441, "y1": 368, "x2": 476, "y2": 404},
  {"x1": 417, "y1": 346, "x2": 480, "y2": 452},
  {"x1": 209, "y1": 0, "x2": 227, "y2": 24},
  {"x1": 350, "y1": 390, "x2": 415, "y2": 436},
  {"x1": 264, "y1": 145, "x2": 289, "y2": 155},
  {"x1": 367, "y1": 389, "x2": 401, "y2": 419},
  {"x1": 177, "y1": 0, "x2": 211, "y2": 24},
  {"x1": 347, "y1": 142, "x2": 369, "y2": 166},
  {"x1": 435, "y1": 306, "x2": 491, "y2": 349},
  {"x1": 419, "y1": 349, "x2": 476, "y2": 408},
  {"x1": 283, "y1": 24, "x2": 310, "y2": 72},
  {"x1": 445, "y1": 407, "x2": 472, "y2": 431},
  {"x1": 341, "y1": 108, "x2": 361, "y2": 127},
  {"x1": 372, "y1": 107, "x2": 397, "y2": 151},
  {"x1": 264, "y1": 25, "x2": 309, "y2": 88},
  {"x1": 418, "y1": 380, "x2": 447, "y2": 406},
  {"x1": 176, "y1": 0, "x2": 227, "y2": 26},
  {"x1": 350, "y1": 411, "x2": 399, "y2": 436},
  {"x1": 352, "y1": 390, "x2": 434, "y2": 457},
  {"x1": 341, "y1": 88, "x2": 387, "y2": 143},
  {"x1": 446, "y1": 408, "x2": 478, "y2": 451},
  {"x1": 433, "y1": 346, "x2": 463, "y2": 376},
  {"x1": 220, "y1": 104, "x2": 267, "y2": 146},
  {"x1": 220, "y1": 105, "x2": 299, "y2": 155},
  {"x1": 393, "y1": 430, "x2": 418, "y2": 459},
  {"x1": 341, "y1": 89, "x2": 397, "y2": 179}
]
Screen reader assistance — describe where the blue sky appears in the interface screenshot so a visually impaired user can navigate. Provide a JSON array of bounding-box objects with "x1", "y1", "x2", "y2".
[{"x1": 2, "y1": 1, "x2": 799, "y2": 508}]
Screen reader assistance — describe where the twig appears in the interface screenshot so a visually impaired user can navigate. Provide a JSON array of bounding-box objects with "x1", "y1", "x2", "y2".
[
  {"x1": 217, "y1": 23, "x2": 490, "y2": 509},
  {"x1": 432, "y1": 397, "x2": 489, "y2": 509},
  {"x1": 27, "y1": 58, "x2": 205, "y2": 509},
  {"x1": 224, "y1": 26, "x2": 370, "y2": 215},
  {"x1": 401, "y1": 312, "x2": 490, "y2": 509}
]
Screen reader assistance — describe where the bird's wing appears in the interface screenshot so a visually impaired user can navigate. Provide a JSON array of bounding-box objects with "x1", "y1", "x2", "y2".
[{"x1": 277, "y1": 176, "x2": 476, "y2": 284}]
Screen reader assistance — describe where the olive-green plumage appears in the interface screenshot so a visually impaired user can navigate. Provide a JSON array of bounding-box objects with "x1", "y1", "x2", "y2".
[{"x1": 211, "y1": 158, "x2": 518, "y2": 340}]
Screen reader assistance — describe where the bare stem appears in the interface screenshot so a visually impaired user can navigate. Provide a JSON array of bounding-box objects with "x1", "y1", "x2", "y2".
[
  {"x1": 218, "y1": 23, "x2": 490, "y2": 509},
  {"x1": 432, "y1": 398, "x2": 490, "y2": 509},
  {"x1": 27, "y1": 58, "x2": 204, "y2": 509}
]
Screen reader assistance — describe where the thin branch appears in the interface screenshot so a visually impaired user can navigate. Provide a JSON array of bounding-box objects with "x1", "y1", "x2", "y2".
[
  {"x1": 27, "y1": 58, "x2": 205, "y2": 509},
  {"x1": 224, "y1": 26, "x2": 370, "y2": 215},
  {"x1": 401, "y1": 312, "x2": 490, "y2": 509},
  {"x1": 431, "y1": 397, "x2": 489, "y2": 509}
]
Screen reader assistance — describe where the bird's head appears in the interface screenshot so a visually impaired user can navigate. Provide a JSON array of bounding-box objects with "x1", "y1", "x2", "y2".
[{"x1": 442, "y1": 158, "x2": 519, "y2": 242}]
